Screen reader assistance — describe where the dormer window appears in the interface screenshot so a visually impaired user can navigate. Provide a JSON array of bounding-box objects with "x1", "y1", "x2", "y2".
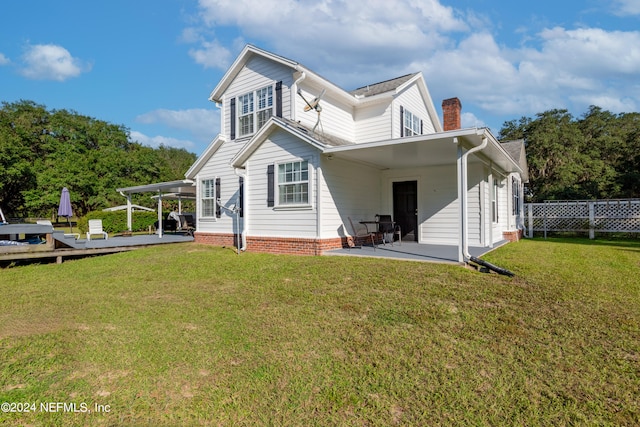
[{"x1": 237, "y1": 85, "x2": 273, "y2": 137}]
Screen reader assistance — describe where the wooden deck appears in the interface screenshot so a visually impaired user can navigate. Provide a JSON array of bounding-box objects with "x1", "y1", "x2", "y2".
[{"x1": 0, "y1": 230, "x2": 194, "y2": 265}]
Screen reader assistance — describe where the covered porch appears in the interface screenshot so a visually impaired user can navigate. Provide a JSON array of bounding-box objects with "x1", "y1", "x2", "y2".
[{"x1": 323, "y1": 127, "x2": 523, "y2": 263}]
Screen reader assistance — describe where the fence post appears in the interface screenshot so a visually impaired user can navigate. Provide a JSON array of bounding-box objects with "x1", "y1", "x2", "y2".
[
  {"x1": 528, "y1": 204, "x2": 533, "y2": 238},
  {"x1": 589, "y1": 201, "x2": 595, "y2": 239}
]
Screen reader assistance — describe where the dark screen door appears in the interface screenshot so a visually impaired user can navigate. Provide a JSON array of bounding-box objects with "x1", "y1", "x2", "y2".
[{"x1": 393, "y1": 181, "x2": 418, "y2": 242}]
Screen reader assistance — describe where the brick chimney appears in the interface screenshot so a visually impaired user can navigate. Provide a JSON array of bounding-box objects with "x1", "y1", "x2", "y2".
[{"x1": 442, "y1": 97, "x2": 462, "y2": 131}]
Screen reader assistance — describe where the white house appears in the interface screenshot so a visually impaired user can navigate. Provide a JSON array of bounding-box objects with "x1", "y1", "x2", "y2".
[{"x1": 182, "y1": 45, "x2": 527, "y2": 261}]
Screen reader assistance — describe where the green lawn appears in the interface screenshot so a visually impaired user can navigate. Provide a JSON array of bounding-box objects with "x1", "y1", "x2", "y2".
[{"x1": 1, "y1": 239, "x2": 638, "y2": 426}]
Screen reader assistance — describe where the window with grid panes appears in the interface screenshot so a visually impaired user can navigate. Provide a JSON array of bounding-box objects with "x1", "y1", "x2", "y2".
[
  {"x1": 201, "y1": 179, "x2": 216, "y2": 217},
  {"x1": 277, "y1": 160, "x2": 309, "y2": 205}
]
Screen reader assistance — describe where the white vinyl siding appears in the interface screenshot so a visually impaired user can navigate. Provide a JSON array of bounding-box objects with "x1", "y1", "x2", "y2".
[
  {"x1": 245, "y1": 129, "x2": 318, "y2": 238},
  {"x1": 319, "y1": 156, "x2": 381, "y2": 238},
  {"x1": 194, "y1": 140, "x2": 245, "y2": 234},
  {"x1": 354, "y1": 102, "x2": 392, "y2": 143},
  {"x1": 224, "y1": 56, "x2": 292, "y2": 140},
  {"x1": 295, "y1": 85, "x2": 355, "y2": 142},
  {"x1": 394, "y1": 85, "x2": 435, "y2": 138}
]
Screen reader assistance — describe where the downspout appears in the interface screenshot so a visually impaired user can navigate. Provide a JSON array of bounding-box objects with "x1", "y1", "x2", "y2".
[
  {"x1": 234, "y1": 168, "x2": 247, "y2": 252},
  {"x1": 459, "y1": 134, "x2": 515, "y2": 277},
  {"x1": 291, "y1": 69, "x2": 306, "y2": 122}
]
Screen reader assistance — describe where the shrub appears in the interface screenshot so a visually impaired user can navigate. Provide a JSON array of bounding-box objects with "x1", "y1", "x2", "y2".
[{"x1": 78, "y1": 210, "x2": 161, "y2": 234}]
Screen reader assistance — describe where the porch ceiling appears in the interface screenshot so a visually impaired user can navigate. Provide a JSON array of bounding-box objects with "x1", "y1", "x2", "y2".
[
  {"x1": 323, "y1": 128, "x2": 522, "y2": 174},
  {"x1": 325, "y1": 136, "x2": 458, "y2": 169}
]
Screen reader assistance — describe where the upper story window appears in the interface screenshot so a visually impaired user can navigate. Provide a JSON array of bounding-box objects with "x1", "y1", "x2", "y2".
[
  {"x1": 278, "y1": 160, "x2": 309, "y2": 205},
  {"x1": 403, "y1": 108, "x2": 421, "y2": 136},
  {"x1": 237, "y1": 85, "x2": 273, "y2": 137}
]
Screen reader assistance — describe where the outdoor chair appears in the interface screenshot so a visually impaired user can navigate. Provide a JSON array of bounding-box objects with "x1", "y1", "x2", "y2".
[
  {"x1": 347, "y1": 217, "x2": 376, "y2": 250},
  {"x1": 86, "y1": 219, "x2": 108, "y2": 241},
  {"x1": 377, "y1": 214, "x2": 401, "y2": 246}
]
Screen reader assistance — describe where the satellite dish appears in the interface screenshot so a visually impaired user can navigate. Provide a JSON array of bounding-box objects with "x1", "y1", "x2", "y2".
[{"x1": 297, "y1": 88, "x2": 326, "y2": 134}]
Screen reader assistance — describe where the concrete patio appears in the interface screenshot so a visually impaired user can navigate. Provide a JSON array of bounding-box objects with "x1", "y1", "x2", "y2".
[{"x1": 324, "y1": 240, "x2": 509, "y2": 264}]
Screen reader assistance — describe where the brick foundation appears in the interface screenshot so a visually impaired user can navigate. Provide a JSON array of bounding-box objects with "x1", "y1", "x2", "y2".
[
  {"x1": 194, "y1": 232, "x2": 238, "y2": 247},
  {"x1": 503, "y1": 229, "x2": 523, "y2": 242},
  {"x1": 194, "y1": 232, "x2": 345, "y2": 255}
]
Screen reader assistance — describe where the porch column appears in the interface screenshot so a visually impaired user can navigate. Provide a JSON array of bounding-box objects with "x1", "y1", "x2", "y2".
[
  {"x1": 157, "y1": 191, "x2": 163, "y2": 238},
  {"x1": 456, "y1": 144, "x2": 464, "y2": 263},
  {"x1": 126, "y1": 193, "x2": 132, "y2": 231}
]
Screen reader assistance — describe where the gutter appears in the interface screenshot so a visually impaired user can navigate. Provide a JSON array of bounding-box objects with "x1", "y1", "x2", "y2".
[{"x1": 234, "y1": 168, "x2": 247, "y2": 252}]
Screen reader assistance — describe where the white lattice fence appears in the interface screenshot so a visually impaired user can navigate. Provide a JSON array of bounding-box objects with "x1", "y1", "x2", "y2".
[{"x1": 525, "y1": 199, "x2": 640, "y2": 238}]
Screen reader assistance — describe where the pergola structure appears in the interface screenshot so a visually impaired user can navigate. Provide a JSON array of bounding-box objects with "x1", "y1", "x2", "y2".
[{"x1": 116, "y1": 179, "x2": 196, "y2": 237}]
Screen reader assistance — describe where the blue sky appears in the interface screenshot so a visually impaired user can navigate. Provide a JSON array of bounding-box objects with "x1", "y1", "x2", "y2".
[{"x1": 1, "y1": 0, "x2": 639, "y2": 156}]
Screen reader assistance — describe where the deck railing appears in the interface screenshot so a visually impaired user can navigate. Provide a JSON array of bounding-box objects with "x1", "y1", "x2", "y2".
[{"x1": 524, "y1": 199, "x2": 640, "y2": 238}]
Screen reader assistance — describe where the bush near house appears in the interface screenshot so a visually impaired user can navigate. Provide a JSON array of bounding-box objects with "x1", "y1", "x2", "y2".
[{"x1": 77, "y1": 211, "x2": 160, "y2": 234}]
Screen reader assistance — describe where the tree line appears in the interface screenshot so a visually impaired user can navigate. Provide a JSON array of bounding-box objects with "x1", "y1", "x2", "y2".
[
  {"x1": 0, "y1": 100, "x2": 196, "y2": 219},
  {"x1": 499, "y1": 106, "x2": 640, "y2": 202},
  {"x1": 2, "y1": 100, "x2": 638, "y2": 217}
]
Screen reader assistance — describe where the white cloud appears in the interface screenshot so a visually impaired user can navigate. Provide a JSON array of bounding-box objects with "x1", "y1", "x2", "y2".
[
  {"x1": 0, "y1": 53, "x2": 9, "y2": 66},
  {"x1": 192, "y1": 0, "x2": 467, "y2": 86},
  {"x1": 611, "y1": 0, "x2": 640, "y2": 15},
  {"x1": 461, "y1": 112, "x2": 486, "y2": 129},
  {"x1": 188, "y1": 0, "x2": 640, "y2": 126},
  {"x1": 129, "y1": 130, "x2": 195, "y2": 150},
  {"x1": 19, "y1": 44, "x2": 89, "y2": 81},
  {"x1": 188, "y1": 39, "x2": 233, "y2": 70},
  {"x1": 135, "y1": 108, "x2": 219, "y2": 142}
]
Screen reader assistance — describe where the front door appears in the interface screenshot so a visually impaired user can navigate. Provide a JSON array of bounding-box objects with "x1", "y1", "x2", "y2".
[{"x1": 393, "y1": 181, "x2": 418, "y2": 242}]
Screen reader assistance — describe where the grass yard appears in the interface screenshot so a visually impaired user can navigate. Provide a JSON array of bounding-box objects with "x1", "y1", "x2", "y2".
[{"x1": 0, "y1": 238, "x2": 638, "y2": 426}]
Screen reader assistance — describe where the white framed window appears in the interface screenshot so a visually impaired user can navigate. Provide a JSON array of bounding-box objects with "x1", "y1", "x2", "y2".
[
  {"x1": 512, "y1": 177, "x2": 521, "y2": 216},
  {"x1": 237, "y1": 85, "x2": 273, "y2": 137},
  {"x1": 403, "y1": 109, "x2": 420, "y2": 136},
  {"x1": 256, "y1": 86, "x2": 273, "y2": 129},
  {"x1": 277, "y1": 160, "x2": 309, "y2": 205},
  {"x1": 201, "y1": 178, "x2": 217, "y2": 218}
]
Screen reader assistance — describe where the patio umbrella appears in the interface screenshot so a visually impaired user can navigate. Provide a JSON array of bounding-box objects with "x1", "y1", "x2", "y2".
[{"x1": 58, "y1": 187, "x2": 74, "y2": 232}]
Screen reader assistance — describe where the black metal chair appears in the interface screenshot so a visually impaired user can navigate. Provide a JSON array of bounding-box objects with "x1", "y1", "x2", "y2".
[{"x1": 377, "y1": 214, "x2": 401, "y2": 246}]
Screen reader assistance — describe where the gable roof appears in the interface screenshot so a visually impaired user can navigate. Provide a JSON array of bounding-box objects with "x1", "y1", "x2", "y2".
[
  {"x1": 208, "y1": 45, "x2": 442, "y2": 132},
  {"x1": 184, "y1": 134, "x2": 227, "y2": 179},
  {"x1": 231, "y1": 116, "x2": 351, "y2": 168},
  {"x1": 500, "y1": 139, "x2": 529, "y2": 182},
  {"x1": 350, "y1": 73, "x2": 419, "y2": 98}
]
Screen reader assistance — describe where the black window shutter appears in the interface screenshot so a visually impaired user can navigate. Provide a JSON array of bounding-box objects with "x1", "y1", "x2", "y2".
[
  {"x1": 400, "y1": 106, "x2": 404, "y2": 137},
  {"x1": 275, "y1": 81, "x2": 283, "y2": 118},
  {"x1": 238, "y1": 176, "x2": 244, "y2": 217},
  {"x1": 267, "y1": 164, "x2": 274, "y2": 207},
  {"x1": 215, "y1": 178, "x2": 221, "y2": 218},
  {"x1": 230, "y1": 98, "x2": 236, "y2": 140},
  {"x1": 420, "y1": 119, "x2": 424, "y2": 135}
]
